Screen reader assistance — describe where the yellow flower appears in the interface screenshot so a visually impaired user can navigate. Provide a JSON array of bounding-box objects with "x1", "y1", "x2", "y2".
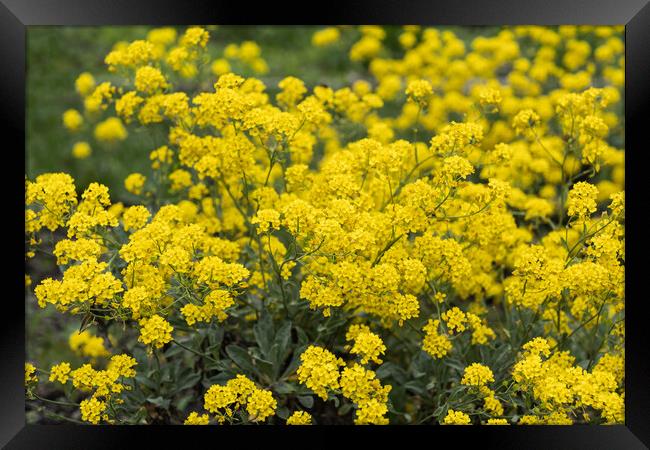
[
  {"x1": 251, "y1": 209, "x2": 281, "y2": 234},
  {"x1": 72, "y1": 141, "x2": 92, "y2": 159},
  {"x1": 246, "y1": 388, "x2": 277, "y2": 422},
  {"x1": 346, "y1": 324, "x2": 386, "y2": 365},
  {"x1": 62, "y1": 109, "x2": 83, "y2": 132},
  {"x1": 405, "y1": 79, "x2": 433, "y2": 105},
  {"x1": 512, "y1": 109, "x2": 541, "y2": 134},
  {"x1": 286, "y1": 411, "x2": 312, "y2": 425},
  {"x1": 442, "y1": 409, "x2": 471, "y2": 425},
  {"x1": 422, "y1": 319, "x2": 452, "y2": 359},
  {"x1": 94, "y1": 117, "x2": 128, "y2": 143},
  {"x1": 184, "y1": 412, "x2": 210, "y2": 425},
  {"x1": 80, "y1": 397, "x2": 106, "y2": 424},
  {"x1": 75, "y1": 72, "x2": 95, "y2": 97},
  {"x1": 297, "y1": 346, "x2": 345, "y2": 400},
  {"x1": 312, "y1": 27, "x2": 340, "y2": 47},
  {"x1": 461, "y1": 363, "x2": 495, "y2": 387},
  {"x1": 138, "y1": 315, "x2": 173, "y2": 349},
  {"x1": 135, "y1": 66, "x2": 169, "y2": 94},
  {"x1": 441, "y1": 307, "x2": 467, "y2": 334},
  {"x1": 124, "y1": 173, "x2": 146, "y2": 195},
  {"x1": 211, "y1": 58, "x2": 231, "y2": 76},
  {"x1": 25, "y1": 363, "x2": 38, "y2": 385},
  {"x1": 567, "y1": 181, "x2": 598, "y2": 219}
]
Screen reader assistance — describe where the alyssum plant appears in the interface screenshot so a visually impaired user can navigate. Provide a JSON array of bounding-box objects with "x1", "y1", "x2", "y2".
[{"x1": 25, "y1": 25, "x2": 625, "y2": 425}]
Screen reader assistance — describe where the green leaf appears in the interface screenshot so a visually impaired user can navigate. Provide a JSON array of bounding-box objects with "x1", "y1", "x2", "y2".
[
  {"x1": 276, "y1": 406, "x2": 290, "y2": 420},
  {"x1": 79, "y1": 312, "x2": 94, "y2": 333},
  {"x1": 275, "y1": 321, "x2": 292, "y2": 353},
  {"x1": 146, "y1": 396, "x2": 170, "y2": 409},
  {"x1": 205, "y1": 359, "x2": 232, "y2": 372},
  {"x1": 207, "y1": 327, "x2": 224, "y2": 353},
  {"x1": 225, "y1": 344, "x2": 256, "y2": 375},
  {"x1": 338, "y1": 402, "x2": 353, "y2": 416},
  {"x1": 132, "y1": 408, "x2": 148, "y2": 424},
  {"x1": 295, "y1": 327, "x2": 309, "y2": 347},
  {"x1": 176, "y1": 394, "x2": 193, "y2": 413},
  {"x1": 281, "y1": 344, "x2": 307, "y2": 379},
  {"x1": 204, "y1": 371, "x2": 234, "y2": 385},
  {"x1": 297, "y1": 395, "x2": 314, "y2": 409},
  {"x1": 376, "y1": 361, "x2": 406, "y2": 382},
  {"x1": 253, "y1": 309, "x2": 274, "y2": 358},
  {"x1": 274, "y1": 381, "x2": 296, "y2": 395},
  {"x1": 135, "y1": 374, "x2": 157, "y2": 390},
  {"x1": 268, "y1": 343, "x2": 284, "y2": 379},
  {"x1": 253, "y1": 355, "x2": 275, "y2": 380},
  {"x1": 173, "y1": 373, "x2": 202, "y2": 394},
  {"x1": 444, "y1": 359, "x2": 466, "y2": 374},
  {"x1": 404, "y1": 380, "x2": 426, "y2": 395}
]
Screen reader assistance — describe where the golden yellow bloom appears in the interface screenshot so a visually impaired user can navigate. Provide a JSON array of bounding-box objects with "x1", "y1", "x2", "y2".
[
  {"x1": 72, "y1": 141, "x2": 92, "y2": 159},
  {"x1": 75, "y1": 72, "x2": 95, "y2": 97},
  {"x1": 124, "y1": 173, "x2": 146, "y2": 195},
  {"x1": 69, "y1": 331, "x2": 111, "y2": 359},
  {"x1": 94, "y1": 117, "x2": 128, "y2": 143},
  {"x1": 443, "y1": 409, "x2": 471, "y2": 425},
  {"x1": 138, "y1": 315, "x2": 173, "y2": 349},
  {"x1": 346, "y1": 324, "x2": 386, "y2": 365},
  {"x1": 461, "y1": 363, "x2": 495, "y2": 387},
  {"x1": 80, "y1": 397, "x2": 106, "y2": 424},
  {"x1": 27, "y1": 25, "x2": 626, "y2": 426},
  {"x1": 312, "y1": 27, "x2": 340, "y2": 47},
  {"x1": 184, "y1": 412, "x2": 210, "y2": 425},
  {"x1": 25, "y1": 363, "x2": 38, "y2": 385},
  {"x1": 286, "y1": 411, "x2": 312, "y2": 425},
  {"x1": 62, "y1": 109, "x2": 83, "y2": 132},
  {"x1": 297, "y1": 346, "x2": 345, "y2": 400},
  {"x1": 405, "y1": 79, "x2": 433, "y2": 105}
]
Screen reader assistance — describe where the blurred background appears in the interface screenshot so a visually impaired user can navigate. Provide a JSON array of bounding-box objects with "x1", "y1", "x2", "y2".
[
  {"x1": 26, "y1": 25, "x2": 494, "y2": 202},
  {"x1": 27, "y1": 25, "x2": 508, "y2": 394},
  {"x1": 25, "y1": 25, "x2": 624, "y2": 424}
]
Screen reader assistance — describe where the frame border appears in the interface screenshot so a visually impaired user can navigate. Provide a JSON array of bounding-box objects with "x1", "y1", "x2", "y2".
[{"x1": 5, "y1": 1, "x2": 649, "y2": 448}]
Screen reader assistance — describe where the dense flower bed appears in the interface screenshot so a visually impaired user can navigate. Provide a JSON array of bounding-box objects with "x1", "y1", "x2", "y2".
[{"x1": 25, "y1": 25, "x2": 625, "y2": 425}]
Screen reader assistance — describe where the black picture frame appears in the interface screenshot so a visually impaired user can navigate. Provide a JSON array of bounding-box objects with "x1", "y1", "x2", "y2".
[{"x1": 4, "y1": 1, "x2": 649, "y2": 448}]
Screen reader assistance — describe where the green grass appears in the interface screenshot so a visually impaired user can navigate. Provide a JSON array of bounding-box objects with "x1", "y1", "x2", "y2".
[
  {"x1": 26, "y1": 25, "x2": 502, "y2": 202},
  {"x1": 26, "y1": 26, "x2": 362, "y2": 202},
  {"x1": 24, "y1": 25, "x2": 368, "y2": 370}
]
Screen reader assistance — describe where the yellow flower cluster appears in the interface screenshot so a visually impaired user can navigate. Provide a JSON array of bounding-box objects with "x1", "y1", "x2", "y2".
[
  {"x1": 138, "y1": 314, "x2": 173, "y2": 349},
  {"x1": 26, "y1": 25, "x2": 624, "y2": 425},
  {"x1": 461, "y1": 363, "x2": 494, "y2": 387},
  {"x1": 222, "y1": 41, "x2": 269, "y2": 74},
  {"x1": 512, "y1": 337, "x2": 624, "y2": 424},
  {"x1": 36, "y1": 354, "x2": 138, "y2": 424},
  {"x1": 296, "y1": 346, "x2": 345, "y2": 400},
  {"x1": 184, "y1": 412, "x2": 210, "y2": 425},
  {"x1": 296, "y1": 342, "x2": 391, "y2": 425},
  {"x1": 94, "y1": 117, "x2": 128, "y2": 143},
  {"x1": 201, "y1": 374, "x2": 276, "y2": 423},
  {"x1": 286, "y1": 411, "x2": 312, "y2": 425},
  {"x1": 340, "y1": 363, "x2": 392, "y2": 425},
  {"x1": 25, "y1": 363, "x2": 38, "y2": 386},
  {"x1": 312, "y1": 27, "x2": 340, "y2": 47},
  {"x1": 26, "y1": 173, "x2": 77, "y2": 232},
  {"x1": 443, "y1": 409, "x2": 471, "y2": 425},
  {"x1": 69, "y1": 330, "x2": 111, "y2": 359},
  {"x1": 346, "y1": 324, "x2": 386, "y2": 365}
]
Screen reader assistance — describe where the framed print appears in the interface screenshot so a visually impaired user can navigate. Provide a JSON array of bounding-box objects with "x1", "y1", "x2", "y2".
[{"x1": 4, "y1": 0, "x2": 650, "y2": 448}]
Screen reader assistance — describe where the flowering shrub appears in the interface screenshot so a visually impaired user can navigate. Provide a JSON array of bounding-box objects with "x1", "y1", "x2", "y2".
[{"x1": 25, "y1": 25, "x2": 625, "y2": 425}]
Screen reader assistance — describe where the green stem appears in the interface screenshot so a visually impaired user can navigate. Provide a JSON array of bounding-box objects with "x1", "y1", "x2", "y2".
[
  {"x1": 172, "y1": 339, "x2": 219, "y2": 364},
  {"x1": 32, "y1": 393, "x2": 79, "y2": 408}
]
